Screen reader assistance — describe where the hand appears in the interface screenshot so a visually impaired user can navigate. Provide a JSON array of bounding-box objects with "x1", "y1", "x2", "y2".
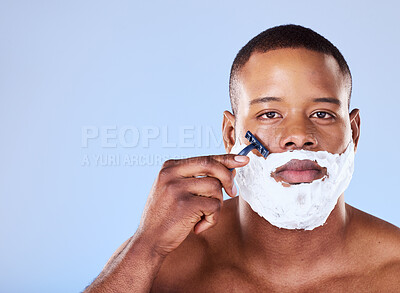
[{"x1": 136, "y1": 154, "x2": 249, "y2": 257}]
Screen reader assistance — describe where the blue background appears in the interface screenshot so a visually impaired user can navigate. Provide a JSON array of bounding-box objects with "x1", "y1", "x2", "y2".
[{"x1": 1, "y1": 1, "x2": 399, "y2": 292}]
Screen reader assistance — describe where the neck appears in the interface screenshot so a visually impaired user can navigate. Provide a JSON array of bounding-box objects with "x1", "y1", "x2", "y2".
[{"x1": 236, "y1": 194, "x2": 351, "y2": 270}]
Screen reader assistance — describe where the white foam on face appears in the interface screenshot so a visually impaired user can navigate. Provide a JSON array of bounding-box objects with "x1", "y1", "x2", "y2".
[{"x1": 231, "y1": 140, "x2": 355, "y2": 230}]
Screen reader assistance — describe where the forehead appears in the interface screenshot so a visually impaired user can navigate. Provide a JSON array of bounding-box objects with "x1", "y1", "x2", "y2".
[{"x1": 236, "y1": 48, "x2": 349, "y2": 106}]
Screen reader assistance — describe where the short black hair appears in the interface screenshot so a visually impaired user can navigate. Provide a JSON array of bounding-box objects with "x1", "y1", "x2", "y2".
[{"x1": 229, "y1": 24, "x2": 352, "y2": 114}]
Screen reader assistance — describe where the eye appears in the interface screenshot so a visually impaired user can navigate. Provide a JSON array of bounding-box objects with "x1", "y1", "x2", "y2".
[
  {"x1": 311, "y1": 111, "x2": 333, "y2": 119},
  {"x1": 259, "y1": 112, "x2": 282, "y2": 119}
]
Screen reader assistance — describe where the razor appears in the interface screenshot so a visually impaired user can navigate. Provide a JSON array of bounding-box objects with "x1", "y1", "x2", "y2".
[{"x1": 229, "y1": 131, "x2": 269, "y2": 171}]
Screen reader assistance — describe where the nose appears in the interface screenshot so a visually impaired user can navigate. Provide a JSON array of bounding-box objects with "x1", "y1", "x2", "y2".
[{"x1": 278, "y1": 119, "x2": 318, "y2": 150}]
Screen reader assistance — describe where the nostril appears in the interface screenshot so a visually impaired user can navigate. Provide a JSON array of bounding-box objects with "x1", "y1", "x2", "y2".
[
  {"x1": 285, "y1": 142, "x2": 295, "y2": 147},
  {"x1": 284, "y1": 141, "x2": 314, "y2": 148}
]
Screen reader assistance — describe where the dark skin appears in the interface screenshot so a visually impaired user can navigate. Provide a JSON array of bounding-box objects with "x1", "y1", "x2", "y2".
[{"x1": 85, "y1": 48, "x2": 400, "y2": 293}]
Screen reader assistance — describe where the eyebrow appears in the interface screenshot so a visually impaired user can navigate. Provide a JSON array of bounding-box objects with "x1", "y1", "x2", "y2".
[
  {"x1": 249, "y1": 97, "x2": 282, "y2": 106},
  {"x1": 313, "y1": 97, "x2": 341, "y2": 106},
  {"x1": 249, "y1": 96, "x2": 341, "y2": 106}
]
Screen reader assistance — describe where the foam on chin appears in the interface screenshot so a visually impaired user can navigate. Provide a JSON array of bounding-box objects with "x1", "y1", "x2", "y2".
[{"x1": 230, "y1": 141, "x2": 355, "y2": 230}]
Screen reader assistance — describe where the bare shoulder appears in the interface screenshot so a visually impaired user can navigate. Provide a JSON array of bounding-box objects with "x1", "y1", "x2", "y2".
[
  {"x1": 347, "y1": 204, "x2": 400, "y2": 250},
  {"x1": 346, "y1": 204, "x2": 400, "y2": 286},
  {"x1": 151, "y1": 197, "x2": 240, "y2": 292},
  {"x1": 373, "y1": 259, "x2": 400, "y2": 291}
]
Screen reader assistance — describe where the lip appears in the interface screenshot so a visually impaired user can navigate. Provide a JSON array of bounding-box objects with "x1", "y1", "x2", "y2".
[{"x1": 271, "y1": 159, "x2": 327, "y2": 184}]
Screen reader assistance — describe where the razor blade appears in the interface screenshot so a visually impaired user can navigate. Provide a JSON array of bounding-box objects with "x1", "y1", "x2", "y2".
[{"x1": 229, "y1": 131, "x2": 269, "y2": 171}]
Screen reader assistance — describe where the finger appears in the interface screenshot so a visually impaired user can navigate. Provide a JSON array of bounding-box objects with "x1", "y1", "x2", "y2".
[
  {"x1": 163, "y1": 155, "x2": 247, "y2": 197},
  {"x1": 164, "y1": 154, "x2": 249, "y2": 171},
  {"x1": 187, "y1": 196, "x2": 221, "y2": 234},
  {"x1": 182, "y1": 177, "x2": 224, "y2": 203},
  {"x1": 194, "y1": 214, "x2": 218, "y2": 234},
  {"x1": 168, "y1": 155, "x2": 246, "y2": 197},
  {"x1": 211, "y1": 154, "x2": 249, "y2": 169}
]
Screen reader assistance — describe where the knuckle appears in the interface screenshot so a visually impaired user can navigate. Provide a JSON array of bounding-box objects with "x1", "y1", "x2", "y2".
[
  {"x1": 198, "y1": 156, "x2": 214, "y2": 167},
  {"x1": 176, "y1": 194, "x2": 191, "y2": 204},
  {"x1": 221, "y1": 154, "x2": 230, "y2": 164},
  {"x1": 175, "y1": 194, "x2": 192, "y2": 209},
  {"x1": 209, "y1": 198, "x2": 222, "y2": 211},
  {"x1": 210, "y1": 166, "x2": 232, "y2": 189},
  {"x1": 218, "y1": 154, "x2": 230, "y2": 165},
  {"x1": 163, "y1": 179, "x2": 181, "y2": 196},
  {"x1": 162, "y1": 159, "x2": 177, "y2": 169},
  {"x1": 158, "y1": 166, "x2": 172, "y2": 179},
  {"x1": 220, "y1": 169, "x2": 233, "y2": 185},
  {"x1": 195, "y1": 177, "x2": 219, "y2": 194},
  {"x1": 207, "y1": 177, "x2": 222, "y2": 191}
]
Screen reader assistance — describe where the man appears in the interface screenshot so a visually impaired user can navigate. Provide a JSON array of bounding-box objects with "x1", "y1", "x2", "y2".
[{"x1": 85, "y1": 24, "x2": 400, "y2": 292}]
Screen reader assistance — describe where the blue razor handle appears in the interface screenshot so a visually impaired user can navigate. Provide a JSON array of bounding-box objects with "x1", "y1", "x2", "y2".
[{"x1": 229, "y1": 131, "x2": 269, "y2": 171}]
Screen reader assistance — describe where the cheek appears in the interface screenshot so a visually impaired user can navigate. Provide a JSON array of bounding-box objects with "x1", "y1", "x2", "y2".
[
  {"x1": 254, "y1": 127, "x2": 280, "y2": 148},
  {"x1": 338, "y1": 123, "x2": 353, "y2": 152},
  {"x1": 234, "y1": 116, "x2": 258, "y2": 142},
  {"x1": 236, "y1": 121, "x2": 277, "y2": 151},
  {"x1": 315, "y1": 121, "x2": 353, "y2": 153}
]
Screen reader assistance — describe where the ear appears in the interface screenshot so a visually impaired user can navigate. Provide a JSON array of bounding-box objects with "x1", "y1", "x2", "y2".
[
  {"x1": 349, "y1": 108, "x2": 360, "y2": 153},
  {"x1": 222, "y1": 110, "x2": 236, "y2": 153}
]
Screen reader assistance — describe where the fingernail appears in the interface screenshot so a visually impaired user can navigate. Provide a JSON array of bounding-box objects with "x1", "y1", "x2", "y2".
[
  {"x1": 232, "y1": 184, "x2": 237, "y2": 196},
  {"x1": 234, "y1": 155, "x2": 248, "y2": 162}
]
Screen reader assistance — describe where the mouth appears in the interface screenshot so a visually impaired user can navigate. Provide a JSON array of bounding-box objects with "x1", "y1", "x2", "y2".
[{"x1": 271, "y1": 159, "x2": 327, "y2": 185}]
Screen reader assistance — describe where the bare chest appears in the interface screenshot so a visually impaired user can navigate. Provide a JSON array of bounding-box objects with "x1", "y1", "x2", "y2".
[{"x1": 152, "y1": 265, "x2": 394, "y2": 293}]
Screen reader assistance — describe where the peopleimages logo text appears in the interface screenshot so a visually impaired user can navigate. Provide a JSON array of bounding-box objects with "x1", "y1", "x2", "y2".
[{"x1": 81, "y1": 125, "x2": 223, "y2": 149}]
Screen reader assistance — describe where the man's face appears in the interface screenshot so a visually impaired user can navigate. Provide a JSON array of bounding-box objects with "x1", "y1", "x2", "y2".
[{"x1": 225, "y1": 48, "x2": 359, "y2": 157}]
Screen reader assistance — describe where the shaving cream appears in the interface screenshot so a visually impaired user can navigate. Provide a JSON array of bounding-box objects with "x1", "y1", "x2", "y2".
[{"x1": 231, "y1": 140, "x2": 355, "y2": 230}]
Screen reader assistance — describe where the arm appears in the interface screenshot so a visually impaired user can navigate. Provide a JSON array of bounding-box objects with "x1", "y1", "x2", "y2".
[
  {"x1": 84, "y1": 234, "x2": 165, "y2": 293},
  {"x1": 84, "y1": 154, "x2": 249, "y2": 292}
]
